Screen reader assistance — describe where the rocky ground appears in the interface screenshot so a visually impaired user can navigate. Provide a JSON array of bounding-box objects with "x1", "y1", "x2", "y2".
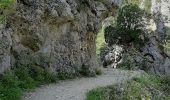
[{"x1": 23, "y1": 69, "x2": 142, "y2": 100}]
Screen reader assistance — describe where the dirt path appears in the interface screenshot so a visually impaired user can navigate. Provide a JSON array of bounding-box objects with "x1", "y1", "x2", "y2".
[{"x1": 23, "y1": 69, "x2": 142, "y2": 100}]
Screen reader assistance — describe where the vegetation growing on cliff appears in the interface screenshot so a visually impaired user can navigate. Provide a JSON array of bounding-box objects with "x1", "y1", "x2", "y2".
[
  {"x1": 0, "y1": 0, "x2": 15, "y2": 8},
  {"x1": 123, "y1": 0, "x2": 140, "y2": 5},
  {"x1": 0, "y1": 0, "x2": 15, "y2": 23},
  {"x1": 123, "y1": 0, "x2": 152, "y2": 13},
  {"x1": 105, "y1": 4, "x2": 147, "y2": 47}
]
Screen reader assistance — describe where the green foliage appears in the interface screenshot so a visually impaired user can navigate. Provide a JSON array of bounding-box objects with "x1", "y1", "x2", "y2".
[
  {"x1": 86, "y1": 74, "x2": 170, "y2": 100},
  {"x1": 123, "y1": 0, "x2": 152, "y2": 13},
  {"x1": 15, "y1": 53, "x2": 58, "y2": 83},
  {"x1": 0, "y1": 67, "x2": 58, "y2": 100},
  {"x1": 0, "y1": 54, "x2": 58, "y2": 100},
  {"x1": 104, "y1": 26, "x2": 118, "y2": 46},
  {"x1": 86, "y1": 87, "x2": 111, "y2": 100},
  {"x1": 105, "y1": 4, "x2": 147, "y2": 47},
  {"x1": 123, "y1": 0, "x2": 140, "y2": 5},
  {"x1": 0, "y1": 72, "x2": 22, "y2": 100},
  {"x1": 116, "y1": 4, "x2": 145, "y2": 44},
  {"x1": 144, "y1": 0, "x2": 152, "y2": 13},
  {"x1": 0, "y1": 0, "x2": 15, "y2": 9},
  {"x1": 96, "y1": 28, "x2": 105, "y2": 55},
  {"x1": 0, "y1": 0, "x2": 16, "y2": 23},
  {"x1": 161, "y1": 75, "x2": 170, "y2": 94}
]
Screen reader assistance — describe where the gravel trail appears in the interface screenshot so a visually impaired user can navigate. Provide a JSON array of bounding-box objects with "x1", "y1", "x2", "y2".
[{"x1": 23, "y1": 69, "x2": 142, "y2": 100}]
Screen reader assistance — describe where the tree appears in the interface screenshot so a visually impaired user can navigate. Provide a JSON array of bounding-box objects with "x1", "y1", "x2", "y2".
[{"x1": 105, "y1": 4, "x2": 146, "y2": 46}]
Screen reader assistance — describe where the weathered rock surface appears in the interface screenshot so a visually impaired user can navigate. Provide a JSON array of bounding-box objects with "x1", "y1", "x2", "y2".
[
  {"x1": 0, "y1": 0, "x2": 122, "y2": 74},
  {"x1": 0, "y1": 25, "x2": 12, "y2": 73},
  {"x1": 1, "y1": 0, "x2": 169, "y2": 75},
  {"x1": 103, "y1": 0, "x2": 170, "y2": 75}
]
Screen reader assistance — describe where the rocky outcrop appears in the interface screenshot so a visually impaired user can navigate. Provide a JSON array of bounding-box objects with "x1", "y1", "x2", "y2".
[
  {"x1": 132, "y1": 0, "x2": 170, "y2": 74},
  {"x1": 103, "y1": 0, "x2": 170, "y2": 75},
  {"x1": 0, "y1": 0, "x2": 122, "y2": 75}
]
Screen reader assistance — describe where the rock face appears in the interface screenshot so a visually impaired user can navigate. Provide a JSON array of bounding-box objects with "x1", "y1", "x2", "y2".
[
  {"x1": 133, "y1": 0, "x2": 170, "y2": 74},
  {"x1": 103, "y1": 0, "x2": 170, "y2": 75},
  {"x1": 0, "y1": 25, "x2": 12, "y2": 73},
  {"x1": 102, "y1": 45, "x2": 123, "y2": 68},
  {"x1": 0, "y1": 0, "x2": 122, "y2": 75},
  {"x1": 1, "y1": 0, "x2": 169, "y2": 75}
]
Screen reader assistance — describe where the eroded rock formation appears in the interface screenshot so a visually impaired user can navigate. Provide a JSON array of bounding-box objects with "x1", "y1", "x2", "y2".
[
  {"x1": 103, "y1": 0, "x2": 170, "y2": 75},
  {"x1": 0, "y1": 0, "x2": 122, "y2": 75}
]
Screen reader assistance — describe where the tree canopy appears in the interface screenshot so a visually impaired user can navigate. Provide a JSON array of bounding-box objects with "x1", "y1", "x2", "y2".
[{"x1": 105, "y1": 4, "x2": 147, "y2": 47}]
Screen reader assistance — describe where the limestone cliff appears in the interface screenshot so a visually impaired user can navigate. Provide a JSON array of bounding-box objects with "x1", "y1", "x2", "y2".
[
  {"x1": 0, "y1": 0, "x2": 122, "y2": 75},
  {"x1": 103, "y1": 0, "x2": 170, "y2": 75}
]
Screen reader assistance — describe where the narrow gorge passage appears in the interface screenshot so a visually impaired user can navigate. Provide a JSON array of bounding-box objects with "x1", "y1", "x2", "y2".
[{"x1": 23, "y1": 69, "x2": 142, "y2": 100}]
